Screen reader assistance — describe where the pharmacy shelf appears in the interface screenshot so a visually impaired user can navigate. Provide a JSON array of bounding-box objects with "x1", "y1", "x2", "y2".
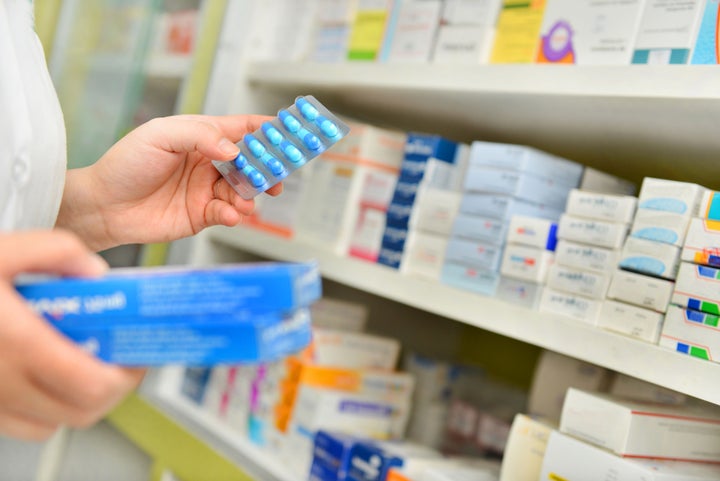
[
  {"x1": 108, "y1": 369, "x2": 298, "y2": 481},
  {"x1": 243, "y1": 62, "x2": 720, "y2": 189},
  {"x1": 208, "y1": 225, "x2": 720, "y2": 406},
  {"x1": 246, "y1": 62, "x2": 720, "y2": 99}
]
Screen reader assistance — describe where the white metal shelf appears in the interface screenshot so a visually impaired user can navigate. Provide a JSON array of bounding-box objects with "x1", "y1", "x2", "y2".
[
  {"x1": 241, "y1": 62, "x2": 720, "y2": 190},
  {"x1": 208, "y1": 225, "x2": 720, "y2": 406},
  {"x1": 246, "y1": 62, "x2": 720, "y2": 99}
]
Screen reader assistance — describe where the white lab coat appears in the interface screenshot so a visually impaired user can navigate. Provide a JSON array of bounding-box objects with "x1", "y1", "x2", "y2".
[{"x1": 0, "y1": 0, "x2": 67, "y2": 230}]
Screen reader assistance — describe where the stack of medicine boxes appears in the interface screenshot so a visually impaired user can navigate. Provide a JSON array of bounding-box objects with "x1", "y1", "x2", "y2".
[
  {"x1": 377, "y1": 133, "x2": 458, "y2": 269},
  {"x1": 276, "y1": 328, "x2": 413, "y2": 477},
  {"x1": 295, "y1": 123, "x2": 406, "y2": 256},
  {"x1": 603, "y1": 179, "x2": 706, "y2": 343},
  {"x1": 539, "y1": 388, "x2": 720, "y2": 479},
  {"x1": 540, "y1": 190, "x2": 634, "y2": 323},
  {"x1": 661, "y1": 189, "x2": 720, "y2": 361},
  {"x1": 444, "y1": 141, "x2": 582, "y2": 296},
  {"x1": 497, "y1": 214, "x2": 559, "y2": 309},
  {"x1": 399, "y1": 144, "x2": 470, "y2": 280},
  {"x1": 346, "y1": 124, "x2": 408, "y2": 262}
]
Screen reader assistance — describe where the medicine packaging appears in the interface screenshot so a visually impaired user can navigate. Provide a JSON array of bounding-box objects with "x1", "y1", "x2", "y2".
[
  {"x1": 619, "y1": 237, "x2": 681, "y2": 280},
  {"x1": 450, "y1": 213, "x2": 508, "y2": 246},
  {"x1": 440, "y1": 263, "x2": 500, "y2": 296},
  {"x1": 538, "y1": 287, "x2": 602, "y2": 324},
  {"x1": 546, "y1": 265, "x2": 611, "y2": 300},
  {"x1": 565, "y1": 189, "x2": 638, "y2": 224},
  {"x1": 213, "y1": 95, "x2": 350, "y2": 200},
  {"x1": 17, "y1": 262, "x2": 321, "y2": 321},
  {"x1": 557, "y1": 214, "x2": 629, "y2": 249},
  {"x1": 630, "y1": 208, "x2": 691, "y2": 247},
  {"x1": 460, "y1": 193, "x2": 563, "y2": 222},
  {"x1": 606, "y1": 269, "x2": 674, "y2": 313},
  {"x1": 700, "y1": 190, "x2": 720, "y2": 220},
  {"x1": 499, "y1": 414, "x2": 554, "y2": 481},
  {"x1": 597, "y1": 300, "x2": 664, "y2": 344},
  {"x1": 541, "y1": 430, "x2": 720, "y2": 481},
  {"x1": 495, "y1": 276, "x2": 544, "y2": 310},
  {"x1": 506, "y1": 215, "x2": 558, "y2": 251},
  {"x1": 637, "y1": 177, "x2": 706, "y2": 216},
  {"x1": 56, "y1": 308, "x2": 313, "y2": 366},
  {"x1": 400, "y1": 231, "x2": 448, "y2": 281},
  {"x1": 554, "y1": 240, "x2": 620, "y2": 274},
  {"x1": 672, "y1": 262, "x2": 720, "y2": 315},
  {"x1": 500, "y1": 244, "x2": 554, "y2": 284},
  {"x1": 682, "y1": 217, "x2": 720, "y2": 267},
  {"x1": 660, "y1": 304, "x2": 720, "y2": 361},
  {"x1": 16, "y1": 262, "x2": 321, "y2": 365},
  {"x1": 560, "y1": 388, "x2": 720, "y2": 462}
]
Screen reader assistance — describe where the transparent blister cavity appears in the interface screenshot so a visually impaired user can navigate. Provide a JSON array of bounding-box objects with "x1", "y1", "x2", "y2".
[{"x1": 213, "y1": 95, "x2": 350, "y2": 200}]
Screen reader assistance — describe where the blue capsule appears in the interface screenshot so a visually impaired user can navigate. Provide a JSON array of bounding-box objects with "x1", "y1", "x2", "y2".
[
  {"x1": 278, "y1": 109, "x2": 325, "y2": 151},
  {"x1": 316, "y1": 116, "x2": 339, "y2": 138},
  {"x1": 244, "y1": 134, "x2": 267, "y2": 158},
  {"x1": 261, "y1": 123, "x2": 284, "y2": 145},
  {"x1": 234, "y1": 152, "x2": 248, "y2": 170},
  {"x1": 263, "y1": 156, "x2": 287, "y2": 177},
  {"x1": 279, "y1": 110, "x2": 302, "y2": 132},
  {"x1": 242, "y1": 165, "x2": 267, "y2": 188},
  {"x1": 303, "y1": 132, "x2": 322, "y2": 151},
  {"x1": 281, "y1": 141, "x2": 304, "y2": 164},
  {"x1": 296, "y1": 97, "x2": 319, "y2": 121}
]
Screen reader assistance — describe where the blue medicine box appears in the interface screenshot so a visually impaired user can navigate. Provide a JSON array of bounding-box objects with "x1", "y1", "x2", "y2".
[
  {"x1": 310, "y1": 431, "x2": 359, "y2": 481},
  {"x1": 16, "y1": 262, "x2": 321, "y2": 365},
  {"x1": 17, "y1": 262, "x2": 321, "y2": 322},
  {"x1": 55, "y1": 308, "x2": 313, "y2": 366}
]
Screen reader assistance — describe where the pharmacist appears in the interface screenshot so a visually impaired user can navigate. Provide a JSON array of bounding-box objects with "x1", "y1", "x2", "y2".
[{"x1": 0, "y1": 0, "x2": 281, "y2": 440}]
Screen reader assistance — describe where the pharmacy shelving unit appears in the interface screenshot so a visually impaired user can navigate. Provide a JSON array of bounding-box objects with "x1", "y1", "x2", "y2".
[{"x1": 111, "y1": 10, "x2": 720, "y2": 481}]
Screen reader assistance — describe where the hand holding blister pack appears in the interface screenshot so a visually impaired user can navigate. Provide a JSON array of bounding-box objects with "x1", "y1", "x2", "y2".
[{"x1": 213, "y1": 96, "x2": 350, "y2": 200}]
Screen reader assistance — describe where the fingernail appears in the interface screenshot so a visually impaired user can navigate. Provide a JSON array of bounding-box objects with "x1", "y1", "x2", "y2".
[{"x1": 218, "y1": 138, "x2": 240, "y2": 157}]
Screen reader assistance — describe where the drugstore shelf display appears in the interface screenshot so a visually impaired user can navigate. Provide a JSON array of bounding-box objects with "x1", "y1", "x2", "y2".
[
  {"x1": 205, "y1": 224, "x2": 720, "y2": 406},
  {"x1": 244, "y1": 61, "x2": 720, "y2": 189}
]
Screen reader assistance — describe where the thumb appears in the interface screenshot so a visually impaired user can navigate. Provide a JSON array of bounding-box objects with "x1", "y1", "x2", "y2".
[{"x1": 0, "y1": 230, "x2": 108, "y2": 280}]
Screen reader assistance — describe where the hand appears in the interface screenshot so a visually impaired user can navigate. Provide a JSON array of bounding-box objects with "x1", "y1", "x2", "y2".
[
  {"x1": 0, "y1": 230, "x2": 146, "y2": 440},
  {"x1": 57, "y1": 114, "x2": 283, "y2": 251}
]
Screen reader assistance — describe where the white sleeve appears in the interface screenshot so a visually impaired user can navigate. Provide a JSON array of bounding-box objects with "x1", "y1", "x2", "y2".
[{"x1": 0, "y1": 0, "x2": 34, "y2": 230}]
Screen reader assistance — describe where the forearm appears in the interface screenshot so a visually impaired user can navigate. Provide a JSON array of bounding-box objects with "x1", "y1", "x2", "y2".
[{"x1": 56, "y1": 168, "x2": 116, "y2": 252}]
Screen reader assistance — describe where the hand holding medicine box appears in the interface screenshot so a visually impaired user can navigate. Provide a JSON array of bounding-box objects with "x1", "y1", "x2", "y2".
[
  {"x1": 213, "y1": 95, "x2": 350, "y2": 200},
  {"x1": 16, "y1": 262, "x2": 321, "y2": 365}
]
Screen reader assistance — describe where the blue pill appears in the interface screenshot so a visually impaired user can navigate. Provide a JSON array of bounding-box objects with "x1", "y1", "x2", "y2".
[
  {"x1": 262, "y1": 123, "x2": 283, "y2": 145},
  {"x1": 264, "y1": 157, "x2": 287, "y2": 176},
  {"x1": 234, "y1": 153, "x2": 248, "y2": 169},
  {"x1": 279, "y1": 110, "x2": 301, "y2": 132},
  {"x1": 316, "y1": 116, "x2": 339, "y2": 138},
  {"x1": 244, "y1": 135, "x2": 267, "y2": 157},
  {"x1": 303, "y1": 132, "x2": 322, "y2": 150},
  {"x1": 242, "y1": 165, "x2": 267, "y2": 188},
  {"x1": 281, "y1": 141, "x2": 304, "y2": 164},
  {"x1": 296, "y1": 97, "x2": 319, "y2": 121}
]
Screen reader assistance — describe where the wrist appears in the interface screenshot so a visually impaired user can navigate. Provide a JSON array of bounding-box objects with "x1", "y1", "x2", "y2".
[{"x1": 56, "y1": 168, "x2": 115, "y2": 252}]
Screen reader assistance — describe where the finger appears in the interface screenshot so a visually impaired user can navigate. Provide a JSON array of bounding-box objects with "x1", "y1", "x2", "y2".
[
  {"x1": 213, "y1": 177, "x2": 256, "y2": 214},
  {"x1": 0, "y1": 363, "x2": 89, "y2": 428},
  {"x1": 204, "y1": 199, "x2": 254, "y2": 227},
  {"x1": 179, "y1": 114, "x2": 274, "y2": 143},
  {"x1": 0, "y1": 230, "x2": 107, "y2": 279},
  {"x1": 0, "y1": 411, "x2": 58, "y2": 441},
  {"x1": 265, "y1": 183, "x2": 284, "y2": 196},
  {"x1": 146, "y1": 115, "x2": 273, "y2": 162}
]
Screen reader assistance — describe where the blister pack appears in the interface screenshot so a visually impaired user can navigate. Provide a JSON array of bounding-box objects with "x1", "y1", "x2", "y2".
[{"x1": 213, "y1": 95, "x2": 350, "y2": 200}]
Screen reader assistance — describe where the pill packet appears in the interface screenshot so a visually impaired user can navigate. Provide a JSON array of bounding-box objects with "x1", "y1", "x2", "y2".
[{"x1": 213, "y1": 95, "x2": 350, "y2": 200}]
